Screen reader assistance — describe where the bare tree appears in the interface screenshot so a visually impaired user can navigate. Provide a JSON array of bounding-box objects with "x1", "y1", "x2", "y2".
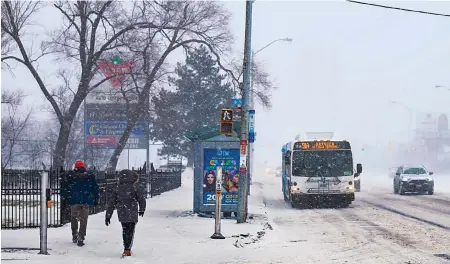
[
  {"x1": 1, "y1": 89, "x2": 25, "y2": 105},
  {"x1": 45, "y1": 105, "x2": 111, "y2": 170},
  {"x1": 228, "y1": 56, "x2": 276, "y2": 109},
  {"x1": 104, "y1": 1, "x2": 233, "y2": 171},
  {"x1": 1, "y1": 89, "x2": 33, "y2": 170},
  {"x1": 1, "y1": 1, "x2": 177, "y2": 169}
]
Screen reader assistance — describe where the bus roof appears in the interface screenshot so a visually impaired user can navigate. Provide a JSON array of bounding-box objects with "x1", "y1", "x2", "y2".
[{"x1": 295, "y1": 132, "x2": 336, "y2": 141}]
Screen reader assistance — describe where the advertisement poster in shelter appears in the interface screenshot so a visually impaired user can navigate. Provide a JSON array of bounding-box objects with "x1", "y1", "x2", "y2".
[{"x1": 203, "y1": 148, "x2": 240, "y2": 205}]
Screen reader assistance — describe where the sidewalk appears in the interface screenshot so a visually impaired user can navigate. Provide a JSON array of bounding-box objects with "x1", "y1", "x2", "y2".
[{"x1": 1, "y1": 168, "x2": 273, "y2": 264}]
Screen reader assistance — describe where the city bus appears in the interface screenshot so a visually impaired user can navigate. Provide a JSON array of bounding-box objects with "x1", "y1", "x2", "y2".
[{"x1": 281, "y1": 132, "x2": 362, "y2": 208}]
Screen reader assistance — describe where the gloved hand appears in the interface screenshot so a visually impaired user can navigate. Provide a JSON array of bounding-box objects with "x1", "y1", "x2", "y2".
[
  {"x1": 105, "y1": 218, "x2": 110, "y2": 226},
  {"x1": 93, "y1": 200, "x2": 99, "y2": 207},
  {"x1": 138, "y1": 211, "x2": 144, "y2": 217}
]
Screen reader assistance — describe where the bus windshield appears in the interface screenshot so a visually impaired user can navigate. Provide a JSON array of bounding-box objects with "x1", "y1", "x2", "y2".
[{"x1": 292, "y1": 150, "x2": 353, "y2": 177}]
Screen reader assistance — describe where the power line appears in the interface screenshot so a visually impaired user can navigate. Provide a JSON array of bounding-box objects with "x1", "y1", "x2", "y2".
[{"x1": 346, "y1": 0, "x2": 450, "y2": 17}]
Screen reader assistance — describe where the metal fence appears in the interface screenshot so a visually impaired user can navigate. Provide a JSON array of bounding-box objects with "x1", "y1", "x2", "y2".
[
  {"x1": 1, "y1": 166, "x2": 182, "y2": 229},
  {"x1": 1, "y1": 169, "x2": 61, "y2": 229},
  {"x1": 150, "y1": 169, "x2": 183, "y2": 197}
]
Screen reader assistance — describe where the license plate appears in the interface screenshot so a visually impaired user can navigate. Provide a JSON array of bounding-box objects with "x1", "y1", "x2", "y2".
[{"x1": 416, "y1": 185, "x2": 422, "y2": 188}]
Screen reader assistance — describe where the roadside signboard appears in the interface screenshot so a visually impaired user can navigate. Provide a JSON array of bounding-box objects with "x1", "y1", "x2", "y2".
[
  {"x1": 85, "y1": 121, "x2": 147, "y2": 149},
  {"x1": 84, "y1": 55, "x2": 148, "y2": 150}
]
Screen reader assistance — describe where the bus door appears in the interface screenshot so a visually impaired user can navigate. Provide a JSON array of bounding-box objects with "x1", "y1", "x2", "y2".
[{"x1": 283, "y1": 150, "x2": 292, "y2": 197}]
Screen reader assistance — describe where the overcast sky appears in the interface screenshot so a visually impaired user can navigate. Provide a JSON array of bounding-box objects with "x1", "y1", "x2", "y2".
[{"x1": 2, "y1": 1, "x2": 450, "y2": 169}]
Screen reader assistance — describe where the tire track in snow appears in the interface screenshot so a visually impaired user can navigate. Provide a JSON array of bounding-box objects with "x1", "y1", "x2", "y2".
[
  {"x1": 336, "y1": 209, "x2": 415, "y2": 247},
  {"x1": 364, "y1": 191, "x2": 450, "y2": 215},
  {"x1": 360, "y1": 199, "x2": 450, "y2": 230},
  {"x1": 410, "y1": 195, "x2": 450, "y2": 207},
  {"x1": 318, "y1": 208, "x2": 377, "y2": 253},
  {"x1": 362, "y1": 201, "x2": 450, "y2": 230},
  {"x1": 380, "y1": 196, "x2": 450, "y2": 215},
  {"x1": 334, "y1": 208, "x2": 449, "y2": 264}
]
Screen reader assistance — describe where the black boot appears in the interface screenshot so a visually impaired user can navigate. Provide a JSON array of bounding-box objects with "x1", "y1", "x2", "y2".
[{"x1": 77, "y1": 240, "x2": 85, "y2": 247}]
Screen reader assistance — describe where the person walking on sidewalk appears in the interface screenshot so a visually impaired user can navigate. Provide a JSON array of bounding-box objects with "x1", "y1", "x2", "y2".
[
  {"x1": 61, "y1": 160, "x2": 100, "y2": 247},
  {"x1": 105, "y1": 170, "x2": 146, "y2": 257}
]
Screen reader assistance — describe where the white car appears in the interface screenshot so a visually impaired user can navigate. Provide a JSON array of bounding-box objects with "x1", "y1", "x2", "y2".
[{"x1": 393, "y1": 164, "x2": 434, "y2": 195}]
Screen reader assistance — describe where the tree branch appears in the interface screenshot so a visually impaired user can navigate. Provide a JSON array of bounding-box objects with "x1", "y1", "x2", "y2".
[{"x1": 2, "y1": 1, "x2": 64, "y2": 122}]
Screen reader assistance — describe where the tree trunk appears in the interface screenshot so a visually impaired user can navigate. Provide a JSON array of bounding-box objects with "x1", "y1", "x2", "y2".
[
  {"x1": 107, "y1": 120, "x2": 137, "y2": 172},
  {"x1": 53, "y1": 122, "x2": 72, "y2": 170}
]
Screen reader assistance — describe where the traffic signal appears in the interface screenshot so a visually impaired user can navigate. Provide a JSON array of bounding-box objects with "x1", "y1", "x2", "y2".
[
  {"x1": 220, "y1": 122, "x2": 233, "y2": 135},
  {"x1": 220, "y1": 108, "x2": 234, "y2": 135},
  {"x1": 220, "y1": 108, "x2": 233, "y2": 122}
]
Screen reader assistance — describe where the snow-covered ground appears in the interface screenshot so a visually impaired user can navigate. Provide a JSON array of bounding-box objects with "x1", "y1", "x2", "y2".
[
  {"x1": 1, "y1": 168, "x2": 271, "y2": 263},
  {"x1": 2, "y1": 168, "x2": 450, "y2": 263}
]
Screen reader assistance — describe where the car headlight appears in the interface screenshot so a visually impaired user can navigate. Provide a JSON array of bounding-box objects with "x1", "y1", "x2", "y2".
[
  {"x1": 401, "y1": 177, "x2": 410, "y2": 182},
  {"x1": 426, "y1": 178, "x2": 434, "y2": 182}
]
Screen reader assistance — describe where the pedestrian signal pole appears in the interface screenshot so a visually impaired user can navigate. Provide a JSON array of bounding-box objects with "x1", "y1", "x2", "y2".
[
  {"x1": 237, "y1": 0, "x2": 253, "y2": 224},
  {"x1": 211, "y1": 166, "x2": 225, "y2": 239}
]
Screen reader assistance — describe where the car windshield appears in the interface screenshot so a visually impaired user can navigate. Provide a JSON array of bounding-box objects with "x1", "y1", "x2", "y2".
[
  {"x1": 403, "y1": 167, "x2": 427, "y2": 174},
  {"x1": 291, "y1": 150, "x2": 353, "y2": 177}
]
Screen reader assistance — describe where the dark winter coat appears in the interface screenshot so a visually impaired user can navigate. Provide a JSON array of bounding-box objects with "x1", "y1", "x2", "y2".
[
  {"x1": 105, "y1": 170, "x2": 146, "y2": 223},
  {"x1": 61, "y1": 167, "x2": 100, "y2": 206}
]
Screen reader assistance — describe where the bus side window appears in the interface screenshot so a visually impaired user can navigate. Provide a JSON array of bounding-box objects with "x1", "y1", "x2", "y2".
[
  {"x1": 284, "y1": 151, "x2": 291, "y2": 164},
  {"x1": 285, "y1": 151, "x2": 291, "y2": 176}
]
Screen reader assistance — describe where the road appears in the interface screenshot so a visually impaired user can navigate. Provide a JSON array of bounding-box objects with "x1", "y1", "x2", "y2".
[{"x1": 246, "y1": 173, "x2": 450, "y2": 264}]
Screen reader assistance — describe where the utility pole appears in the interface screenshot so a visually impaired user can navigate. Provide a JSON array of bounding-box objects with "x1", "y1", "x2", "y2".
[{"x1": 237, "y1": 0, "x2": 253, "y2": 224}]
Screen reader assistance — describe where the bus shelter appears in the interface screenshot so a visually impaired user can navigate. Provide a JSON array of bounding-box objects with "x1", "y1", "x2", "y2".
[{"x1": 185, "y1": 122, "x2": 241, "y2": 217}]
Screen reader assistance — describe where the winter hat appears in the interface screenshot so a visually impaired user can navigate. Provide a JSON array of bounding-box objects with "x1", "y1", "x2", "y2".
[{"x1": 74, "y1": 160, "x2": 86, "y2": 169}]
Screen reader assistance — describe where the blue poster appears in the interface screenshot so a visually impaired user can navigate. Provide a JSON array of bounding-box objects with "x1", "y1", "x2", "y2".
[{"x1": 203, "y1": 148, "x2": 240, "y2": 205}]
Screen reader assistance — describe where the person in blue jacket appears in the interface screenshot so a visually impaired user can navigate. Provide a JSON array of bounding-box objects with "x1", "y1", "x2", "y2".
[{"x1": 61, "y1": 160, "x2": 99, "y2": 247}]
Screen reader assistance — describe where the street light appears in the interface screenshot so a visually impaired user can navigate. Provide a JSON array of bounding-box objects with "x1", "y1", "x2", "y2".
[
  {"x1": 389, "y1": 100, "x2": 412, "y2": 141},
  {"x1": 253, "y1": 38, "x2": 293, "y2": 56},
  {"x1": 251, "y1": 38, "x2": 293, "y2": 103},
  {"x1": 434, "y1": 85, "x2": 450, "y2": 91},
  {"x1": 250, "y1": 37, "x2": 293, "y2": 110},
  {"x1": 248, "y1": 37, "x2": 292, "y2": 188}
]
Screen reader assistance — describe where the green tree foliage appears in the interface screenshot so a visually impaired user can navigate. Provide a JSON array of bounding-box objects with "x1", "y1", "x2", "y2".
[{"x1": 152, "y1": 45, "x2": 234, "y2": 166}]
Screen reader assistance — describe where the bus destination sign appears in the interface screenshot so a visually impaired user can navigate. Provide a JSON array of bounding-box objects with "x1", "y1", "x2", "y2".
[{"x1": 293, "y1": 141, "x2": 351, "y2": 150}]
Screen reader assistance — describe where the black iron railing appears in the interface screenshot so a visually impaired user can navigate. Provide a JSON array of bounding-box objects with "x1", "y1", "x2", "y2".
[{"x1": 1, "y1": 166, "x2": 182, "y2": 229}]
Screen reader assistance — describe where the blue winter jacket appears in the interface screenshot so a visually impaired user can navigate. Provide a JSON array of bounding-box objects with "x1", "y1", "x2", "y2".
[{"x1": 61, "y1": 168, "x2": 100, "y2": 206}]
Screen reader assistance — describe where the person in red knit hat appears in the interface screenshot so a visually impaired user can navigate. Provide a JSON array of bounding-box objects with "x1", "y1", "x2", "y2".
[{"x1": 61, "y1": 160, "x2": 99, "y2": 246}]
